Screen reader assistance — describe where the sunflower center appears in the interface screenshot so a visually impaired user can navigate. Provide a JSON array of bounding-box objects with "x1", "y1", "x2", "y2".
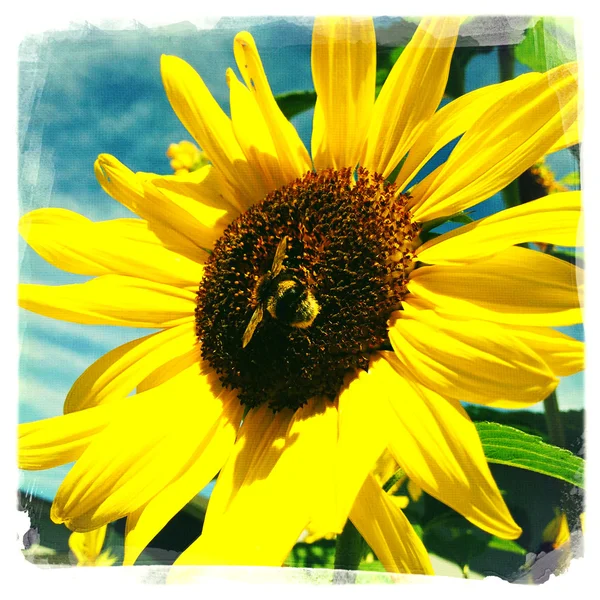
[{"x1": 195, "y1": 167, "x2": 418, "y2": 412}]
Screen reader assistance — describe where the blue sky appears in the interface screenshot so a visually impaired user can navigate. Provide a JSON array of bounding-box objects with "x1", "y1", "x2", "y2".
[{"x1": 18, "y1": 16, "x2": 583, "y2": 501}]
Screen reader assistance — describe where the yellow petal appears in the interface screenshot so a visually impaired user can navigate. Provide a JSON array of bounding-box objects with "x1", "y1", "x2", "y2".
[
  {"x1": 143, "y1": 164, "x2": 243, "y2": 236},
  {"x1": 52, "y1": 365, "x2": 230, "y2": 531},
  {"x1": 396, "y1": 72, "x2": 543, "y2": 192},
  {"x1": 546, "y1": 115, "x2": 580, "y2": 155},
  {"x1": 226, "y1": 68, "x2": 285, "y2": 192},
  {"x1": 64, "y1": 323, "x2": 199, "y2": 413},
  {"x1": 416, "y1": 191, "x2": 582, "y2": 265},
  {"x1": 388, "y1": 303, "x2": 558, "y2": 408},
  {"x1": 93, "y1": 217, "x2": 185, "y2": 247},
  {"x1": 372, "y1": 449, "x2": 402, "y2": 488},
  {"x1": 19, "y1": 275, "x2": 195, "y2": 328},
  {"x1": 94, "y1": 154, "x2": 211, "y2": 260},
  {"x1": 123, "y1": 389, "x2": 243, "y2": 566},
  {"x1": 412, "y1": 62, "x2": 579, "y2": 222},
  {"x1": 349, "y1": 473, "x2": 434, "y2": 574},
  {"x1": 503, "y1": 325, "x2": 584, "y2": 377},
  {"x1": 179, "y1": 368, "x2": 398, "y2": 566},
  {"x1": 379, "y1": 357, "x2": 522, "y2": 539},
  {"x1": 409, "y1": 246, "x2": 583, "y2": 326},
  {"x1": 389, "y1": 495, "x2": 410, "y2": 510},
  {"x1": 19, "y1": 402, "x2": 116, "y2": 470},
  {"x1": 311, "y1": 364, "x2": 395, "y2": 538},
  {"x1": 19, "y1": 209, "x2": 205, "y2": 285},
  {"x1": 233, "y1": 32, "x2": 312, "y2": 182},
  {"x1": 136, "y1": 346, "x2": 201, "y2": 394},
  {"x1": 69, "y1": 526, "x2": 107, "y2": 565},
  {"x1": 311, "y1": 17, "x2": 376, "y2": 170},
  {"x1": 160, "y1": 54, "x2": 267, "y2": 205},
  {"x1": 361, "y1": 18, "x2": 461, "y2": 178},
  {"x1": 311, "y1": 98, "x2": 326, "y2": 164},
  {"x1": 175, "y1": 400, "x2": 337, "y2": 566},
  {"x1": 407, "y1": 480, "x2": 422, "y2": 503}
]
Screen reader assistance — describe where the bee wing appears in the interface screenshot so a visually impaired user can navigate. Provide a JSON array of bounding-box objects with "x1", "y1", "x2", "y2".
[
  {"x1": 271, "y1": 236, "x2": 288, "y2": 277},
  {"x1": 242, "y1": 304, "x2": 264, "y2": 348}
]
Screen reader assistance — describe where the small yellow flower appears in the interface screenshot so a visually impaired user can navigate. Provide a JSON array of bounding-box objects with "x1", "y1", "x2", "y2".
[
  {"x1": 166, "y1": 140, "x2": 207, "y2": 175},
  {"x1": 530, "y1": 161, "x2": 569, "y2": 195},
  {"x1": 68, "y1": 525, "x2": 117, "y2": 566}
]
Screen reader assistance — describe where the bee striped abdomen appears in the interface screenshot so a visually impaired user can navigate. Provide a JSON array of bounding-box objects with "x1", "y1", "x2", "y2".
[{"x1": 266, "y1": 279, "x2": 320, "y2": 328}]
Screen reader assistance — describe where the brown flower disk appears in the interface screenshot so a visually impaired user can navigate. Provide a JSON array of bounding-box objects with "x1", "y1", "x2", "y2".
[{"x1": 196, "y1": 168, "x2": 419, "y2": 411}]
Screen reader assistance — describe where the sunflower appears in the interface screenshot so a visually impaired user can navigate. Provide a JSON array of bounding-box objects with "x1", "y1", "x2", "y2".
[{"x1": 18, "y1": 17, "x2": 583, "y2": 575}]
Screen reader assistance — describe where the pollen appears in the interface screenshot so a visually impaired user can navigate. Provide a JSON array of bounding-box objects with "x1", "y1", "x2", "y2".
[{"x1": 195, "y1": 168, "x2": 419, "y2": 411}]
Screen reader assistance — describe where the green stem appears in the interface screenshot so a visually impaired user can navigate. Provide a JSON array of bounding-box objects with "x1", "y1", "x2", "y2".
[
  {"x1": 543, "y1": 237, "x2": 567, "y2": 450},
  {"x1": 498, "y1": 45, "x2": 515, "y2": 82},
  {"x1": 543, "y1": 390, "x2": 566, "y2": 448},
  {"x1": 333, "y1": 520, "x2": 365, "y2": 581},
  {"x1": 502, "y1": 179, "x2": 521, "y2": 209},
  {"x1": 383, "y1": 467, "x2": 406, "y2": 493}
]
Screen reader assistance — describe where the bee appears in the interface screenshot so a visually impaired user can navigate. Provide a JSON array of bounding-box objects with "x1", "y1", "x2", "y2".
[{"x1": 242, "y1": 236, "x2": 320, "y2": 348}]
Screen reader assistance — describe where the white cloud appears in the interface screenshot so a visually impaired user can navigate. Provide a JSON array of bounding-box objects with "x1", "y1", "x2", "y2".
[
  {"x1": 19, "y1": 375, "x2": 68, "y2": 422},
  {"x1": 556, "y1": 372, "x2": 585, "y2": 411},
  {"x1": 19, "y1": 464, "x2": 73, "y2": 503},
  {"x1": 19, "y1": 336, "x2": 94, "y2": 378},
  {"x1": 98, "y1": 99, "x2": 154, "y2": 135},
  {"x1": 18, "y1": 311, "x2": 156, "y2": 423},
  {"x1": 525, "y1": 372, "x2": 585, "y2": 414}
]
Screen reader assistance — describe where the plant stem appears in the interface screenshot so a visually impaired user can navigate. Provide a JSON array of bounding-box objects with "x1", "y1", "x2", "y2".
[
  {"x1": 333, "y1": 520, "x2": 365, "y2": 582},
  {"x1": 498, "y1": 45, "x2": 515, "y2": 82},
  {"x1": 543, "y1": 390, "x2": 566, "y2": 448},
  {"x1": 542, "y1": 239, "x2": 567, "y2": 450},
  {"x1": 502, "y1": 180, "x2": 522, "y2": 208}
]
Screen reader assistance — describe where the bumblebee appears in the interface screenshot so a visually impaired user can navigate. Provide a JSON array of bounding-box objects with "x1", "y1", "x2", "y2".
[{"x1": 242, "y1": 236, "x2": 320, "y2": 348}]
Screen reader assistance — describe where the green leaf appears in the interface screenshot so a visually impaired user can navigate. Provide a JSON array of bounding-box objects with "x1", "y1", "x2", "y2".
[
  {"x1": 357, "y1": 557, "x2": 387, "y2": 572},
  {"x1": 285, "y1": 539, "x2": 336, "y2": 569},
  {"x1": 476, "y1": 422, "x2": 584, "y2": 488},
  {"x1": 422, "y1": 512, "x2": 490, "y2": 568},
  {"x1": 274, "y1": 90, "x2": 316, "y2": 120},
  {"x1": 389, "y1": 46, "x2": 405, "y2": 65},
  {"x1": 488, "y1": 536, "x2": 527, "y2": 556},
  {"x1": 375, "y1": 68, "x2": 390, "y2": 86},
  {"x1": 418, "y1": 212, "x2": 474, "y2": 244},
  {"x1": 411, "y1": 523, "x2": 424, "y2": 540},
  {"x1": 514, "y1": 18, "x2": 577, "y2": 72},
  {"x1": 560, "y1": 171, "x2": 580, "y2": 186},
  {"x1": 418, "y1": 230, "x2": 441, "y2": 244},
  {"x1": 276, "y1": 44, "x2": 401, "y2": 120},
  {"x1": 420, "y1": 211, "x2": 474, "y2": 234},
  {"x1": 447, "y1": 212, "x2": 475, "y2": 225}
]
